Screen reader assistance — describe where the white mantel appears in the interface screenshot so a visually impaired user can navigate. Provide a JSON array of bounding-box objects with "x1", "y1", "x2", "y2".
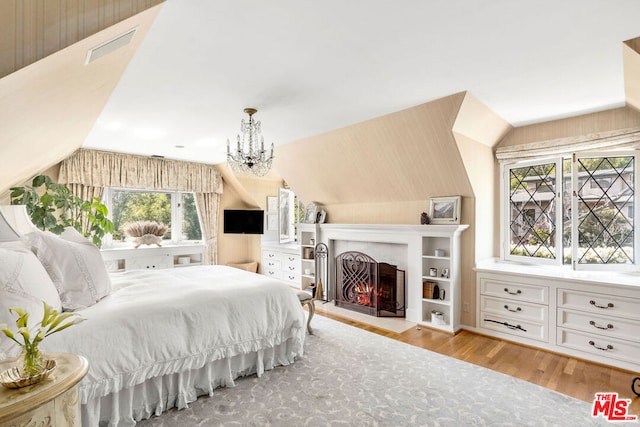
[{"x1": 312, "y1": 223, "x2": 469, "y2": 332}]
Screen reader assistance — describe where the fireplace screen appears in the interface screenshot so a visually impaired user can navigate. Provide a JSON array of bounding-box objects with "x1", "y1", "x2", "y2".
[{"x1": 335, "y1": 251, "x2": 405, "y2": 317}]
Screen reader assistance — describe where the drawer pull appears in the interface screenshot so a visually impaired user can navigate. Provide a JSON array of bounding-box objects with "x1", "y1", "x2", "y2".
[
  {"x1": 289, "y1": 266, "x2": 295, "y2": 270},
  {"x1": 588, "y1": 340, "x2": 613, "y2": 351},
  {"x1": 485, "y1": 318, "x2": 527, "y2": 332},
  {"x1": 269, "y1": 254, "x2": 275, "y2": 258},
  {"x1": 288, "y1": 257, "x2": 295, "y2": 261},
  {"x1": 288, "y1": 275, "x2": 295, "y2": 280},
  {"x1": 589, "y1": 300, "x2": 614, "y2": 309},
  {"x1": 503, "y1": 305, "x2": 522, "y2": 313},
  {"x1": 589, "y1": 320, "x2": 613, "y2": 330},
  {"x1": 503, "y1": 288, "x2": 522, "y2": 296}
]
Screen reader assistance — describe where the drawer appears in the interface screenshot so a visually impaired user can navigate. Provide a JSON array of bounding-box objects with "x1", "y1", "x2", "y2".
[
  {"x1": 480, "y1": 313, "x2": 548, "y2": 342},
  {"x1": 263, "y1": 268, "x2": 282, "y2": 279},
  {"x1": 262, "y1": 258, "x2": 281, "y2": 271},
  {"x1": 557, "y1": 308, "x2": 640, "y2": 342},
  {"x1": 480, "y1": 295, "x2": 548, "y2": 324},
  {"x1": 281, "y1": 271, "x2": 300, "y2": 284},
  {"x1": 480, "y1": 277, "x2": 548, "y2": 304},
  {"x1": 262, "y1": 250, "x2": 282, "y2": 262},
  {"x1": 557, "y1": 289, "x2": 640, "y2": 321},
  {"x1": 126, "y1": 255, "x2": 172, "y2": 270},
  {"x1": 557, "y1": 327, "x2": 640, "y2": 366}
]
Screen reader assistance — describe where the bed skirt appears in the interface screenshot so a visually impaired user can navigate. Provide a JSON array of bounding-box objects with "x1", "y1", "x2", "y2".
[{"x1": 84, "y1": 336, "x2": 301, "y2": 427}]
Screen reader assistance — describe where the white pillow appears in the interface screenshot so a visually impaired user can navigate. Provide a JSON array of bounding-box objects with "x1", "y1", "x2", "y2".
[
  {"x1": 24, "y1": 229, "x2": 111, "y2": 311},
  {"x1": 0, "y1": 246, "x2": 62, "y2": 358}
]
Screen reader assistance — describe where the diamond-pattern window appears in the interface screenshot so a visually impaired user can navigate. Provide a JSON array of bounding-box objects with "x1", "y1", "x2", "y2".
[
  {"x1": 575, "y1": 155, "x2": 634, "y2": 265},
  {"x1": 508, "y1": 162, "x2": 558, "y2": 260}
]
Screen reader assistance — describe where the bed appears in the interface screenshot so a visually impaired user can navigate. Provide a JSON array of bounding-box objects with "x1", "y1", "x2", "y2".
[{"x1": 0, "y1": 206, "x2": 306, "y2": 426}]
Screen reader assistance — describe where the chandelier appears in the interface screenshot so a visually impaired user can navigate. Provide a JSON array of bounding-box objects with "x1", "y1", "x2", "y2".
[{"x1": 226, "y1": 108, "x2": 274, "y2": 176}]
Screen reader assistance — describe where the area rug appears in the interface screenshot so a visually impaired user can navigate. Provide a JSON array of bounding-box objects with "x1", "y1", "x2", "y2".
[{"x1": 137, "y1": 315, "x2": 624, "y2": 426}]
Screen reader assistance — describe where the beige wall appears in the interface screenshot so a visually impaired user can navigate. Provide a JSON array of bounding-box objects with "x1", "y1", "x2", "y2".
[
  {"x1": 0, "y1": 0, "x2": 164, "y2": 78},
  {"x1": 216, "y1": 174, "x2": 283, "y2": 268},
  {"x1": 0, "y1": 4, "x2": 163, "y2": 197}
]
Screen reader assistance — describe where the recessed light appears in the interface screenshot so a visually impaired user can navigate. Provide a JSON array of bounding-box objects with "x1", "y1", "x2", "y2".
[{"x1": 175, "y1": 145, "x2": 185, "y2": 149}]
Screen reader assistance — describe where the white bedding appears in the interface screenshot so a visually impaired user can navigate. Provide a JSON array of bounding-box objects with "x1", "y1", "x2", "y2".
[{"x1": 40, "y1": 265, "x2": 306, "y2": 410}]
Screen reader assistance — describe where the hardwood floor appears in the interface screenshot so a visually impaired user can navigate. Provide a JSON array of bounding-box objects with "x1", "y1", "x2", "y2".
[{"x1": 316, "y1": 311, "x2": 640, "y2": 415}]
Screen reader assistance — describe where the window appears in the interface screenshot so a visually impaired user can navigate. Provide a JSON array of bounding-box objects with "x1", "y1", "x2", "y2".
[
  {"x1": 503, "y1": 152, "x2": 637, "y2": 270},
  {"x1": 103, "y1": 188, "x2": 202, "y2": 245},
  {"x1": 505, "y1": 159, "x2": 561, "y2": 263}
]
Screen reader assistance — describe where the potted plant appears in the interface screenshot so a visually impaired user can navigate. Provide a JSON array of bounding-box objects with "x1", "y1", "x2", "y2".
[{"x1": 9, "y1": 175, "x2": 114, "y2": 248}]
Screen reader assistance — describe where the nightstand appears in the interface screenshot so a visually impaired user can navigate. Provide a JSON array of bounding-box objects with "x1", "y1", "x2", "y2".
[{"x1": 0, "y1": 352, "x2": 89, "y2": 426}]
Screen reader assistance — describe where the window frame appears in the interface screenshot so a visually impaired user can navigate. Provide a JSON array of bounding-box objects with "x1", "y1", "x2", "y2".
[
  {"x1": 501, "y1": 151, "x2": 638, "y2": 271},
  {"x1": 101, "y1": 187, "x2": 203, "y2": 248},
  {"x1": 501, "y1": 157, "x2": 564, "y2": 266},
  {"x1": 571, "y1": 151, "x2": 637, "y2": 271}
]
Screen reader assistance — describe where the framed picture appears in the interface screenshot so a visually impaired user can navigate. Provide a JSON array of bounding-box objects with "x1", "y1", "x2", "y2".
[
  {"x1": 267, "y1": 196, "x2": 278, "y2": 213},
  {"x1": 267, "y1": 213, "x2": 278, "y2": 231},
  {"x1": 428, "y1": 196, "x2": 461, "y2": 225},
  {"x1": 279, "y1": 189, "x2": 295, "y2": 243},
  {"x1": 304, "y1": 202, "x2": 318, "y2": 224},
  {"x1": 318, "y1": 209, "x2": 327, "y2": 224}
]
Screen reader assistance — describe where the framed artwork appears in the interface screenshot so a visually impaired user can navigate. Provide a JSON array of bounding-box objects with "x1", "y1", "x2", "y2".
[
  {"x1": 318, "y1": 209, "x2": 327, "y2": 224},
  {"x1": 304, "y1": 202, "x2": 318, "y2": 224},
  {"x1": 428, "y1": 196, "x2": 461, "y2": 224},
  {"x1": 267, "y1": 196, "x2": 278, "y2": 213},
  {"x1": 278, "y1": 188, "x2": 295, "y2": 243},
  {"x1": 267, "y1": 213, "x2": 278, "y2": 231}
]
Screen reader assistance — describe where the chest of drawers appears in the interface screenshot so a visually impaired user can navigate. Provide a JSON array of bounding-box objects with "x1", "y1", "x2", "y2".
[
  {"x1": 478, "y1": 274, "x2": 549, "y2": 342},
  {"x1": 475, "y1": 264, "x2": 640, "y2": 373},
  {"x1": 556, "y1": 289, "x2": 640, "y2": 367},
  {"x1": 261, "y1": 244, "x2": 301, "y2": 289}
]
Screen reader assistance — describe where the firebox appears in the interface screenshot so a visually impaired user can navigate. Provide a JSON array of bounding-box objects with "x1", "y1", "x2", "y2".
[{"x1": 335, "y1": 251, "x2": 405, "y2": 317}]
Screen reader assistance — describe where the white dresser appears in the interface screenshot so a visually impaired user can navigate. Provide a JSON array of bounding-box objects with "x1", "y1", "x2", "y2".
[
  {"x1": 261, "y1": 242, "x2": 302, "y2": 289},
  {"x1": 475, "y1": 259, "x2": 640, "y2": 372}
]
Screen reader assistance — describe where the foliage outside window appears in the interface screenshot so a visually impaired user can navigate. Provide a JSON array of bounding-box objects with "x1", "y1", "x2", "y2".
[
  {"x1": 503, "y1": 152, "x2": 636, "y2": 270},
  {"x1": 104, "y1": 188, "x2": 202, "y2": 245}
]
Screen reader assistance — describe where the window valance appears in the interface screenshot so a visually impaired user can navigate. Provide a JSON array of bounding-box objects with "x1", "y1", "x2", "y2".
[{"x1": 58, "y1": 149, "x2": 223, "y2": 194}]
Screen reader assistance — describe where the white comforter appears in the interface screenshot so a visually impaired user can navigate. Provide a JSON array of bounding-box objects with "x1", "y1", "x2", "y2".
[{"x1": 41, "y1": 265, "x2": 306, "y2": 404}]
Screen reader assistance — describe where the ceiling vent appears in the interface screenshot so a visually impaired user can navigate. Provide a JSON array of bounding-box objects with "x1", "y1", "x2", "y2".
[{"x1": 85, "y1": 27, "x2": 138, "y2": 65}]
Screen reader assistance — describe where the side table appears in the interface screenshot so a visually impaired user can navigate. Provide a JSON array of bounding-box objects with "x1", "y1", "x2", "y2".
[{"x1": 0, "y1": 352, "x2": 89, "y2": 426}]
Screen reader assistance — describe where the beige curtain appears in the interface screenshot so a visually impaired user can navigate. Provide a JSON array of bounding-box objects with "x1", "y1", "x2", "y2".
[
  {"x1": 59, "y1": 149, "x2": 224, "y2": 263},
  {"x1": 59, "y1": 148, "x2": 223, "y2": 193},
  {"x1": 68, "y1": 183, "x2": 104, "y2": 236},
  {"x1": 195, "y1": 192, "x2": 221, "y2": 265}
]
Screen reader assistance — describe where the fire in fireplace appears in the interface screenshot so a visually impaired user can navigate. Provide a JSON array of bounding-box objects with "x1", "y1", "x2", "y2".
[{"x1": 335, "y1": 251, "x2": 405, "y2": 317}]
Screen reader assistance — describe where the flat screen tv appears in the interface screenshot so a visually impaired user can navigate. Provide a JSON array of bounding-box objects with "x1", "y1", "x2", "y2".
[{"x1": 223, "y1": 209, "x2": 264, "y2": 234}]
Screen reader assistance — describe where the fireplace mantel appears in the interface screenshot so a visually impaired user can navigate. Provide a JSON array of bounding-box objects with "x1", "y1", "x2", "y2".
[{"x1": 310, "y1": 223, "x2": 469, "y2": 333}]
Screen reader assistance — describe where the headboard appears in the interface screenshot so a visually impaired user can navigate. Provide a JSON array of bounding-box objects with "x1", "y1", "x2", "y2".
[{"x1": 0, "y1": 205, "x2": 38, "y2": 242}]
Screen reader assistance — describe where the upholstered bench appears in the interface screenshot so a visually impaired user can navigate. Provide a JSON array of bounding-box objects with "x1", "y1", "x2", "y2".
[{"x1": 296, "y1": 290, "x2": 315, "y2": 334}]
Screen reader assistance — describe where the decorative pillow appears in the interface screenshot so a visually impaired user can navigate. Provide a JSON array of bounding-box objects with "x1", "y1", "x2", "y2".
[
  {"x1": 24, "y1": 229, "x2": 111, "y2": 311},
  {"x1": 0, "y1": 246, "x2": 62, "y2": 358}
]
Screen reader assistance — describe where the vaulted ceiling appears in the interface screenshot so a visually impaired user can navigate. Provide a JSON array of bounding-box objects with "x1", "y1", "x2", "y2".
[{"x1": 1, "y1": 0, "x2": 640, "y2": 199}]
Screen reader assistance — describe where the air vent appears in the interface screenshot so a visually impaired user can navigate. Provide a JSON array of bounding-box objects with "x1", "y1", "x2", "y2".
[{"x1": 85, "y1": 27, "x2": 138, "y2": 65}]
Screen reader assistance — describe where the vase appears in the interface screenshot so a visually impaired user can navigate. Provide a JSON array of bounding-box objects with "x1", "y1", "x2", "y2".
[{"x1": 19, "y1": 345, "x2": 45, "y2": 378}]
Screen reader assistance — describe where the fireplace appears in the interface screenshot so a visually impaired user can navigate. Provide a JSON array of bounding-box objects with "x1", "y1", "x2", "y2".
[{"x1": 335, "y1": 251, "x2": 405, "y2": 317}]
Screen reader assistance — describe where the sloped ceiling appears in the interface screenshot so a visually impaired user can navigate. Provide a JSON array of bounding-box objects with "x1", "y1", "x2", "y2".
[
  {"x1": 0, "y1": 4, "x2": 163, "y2": 195},
  {"x1": 624, "y1": 36, "x2": 640, "y2": 112},
  {"x1": 274, "y1": 93, "x2": 473, "y2": 206}
]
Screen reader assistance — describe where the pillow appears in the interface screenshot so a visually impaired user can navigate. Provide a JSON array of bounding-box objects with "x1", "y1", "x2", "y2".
[
  {"x1": 24, "y1": 229, "x2": 111, "y2": 311},
  {"x1": 0, "y1": 246, "x2": 62, "y2": 358},
  {"x1": 227, "y1": 261, "x2": 259, "y2": 273}
]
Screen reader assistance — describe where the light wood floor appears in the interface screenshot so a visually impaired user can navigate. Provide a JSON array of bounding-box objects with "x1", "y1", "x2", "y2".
[{"x1": 316, "y1": 311, "x2": 640, "y2": 414}]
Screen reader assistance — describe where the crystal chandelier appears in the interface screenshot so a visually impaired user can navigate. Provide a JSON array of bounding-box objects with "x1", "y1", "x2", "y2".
[{"x1": 226, "y1": 108, "x2": 274, "y2": 176}]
